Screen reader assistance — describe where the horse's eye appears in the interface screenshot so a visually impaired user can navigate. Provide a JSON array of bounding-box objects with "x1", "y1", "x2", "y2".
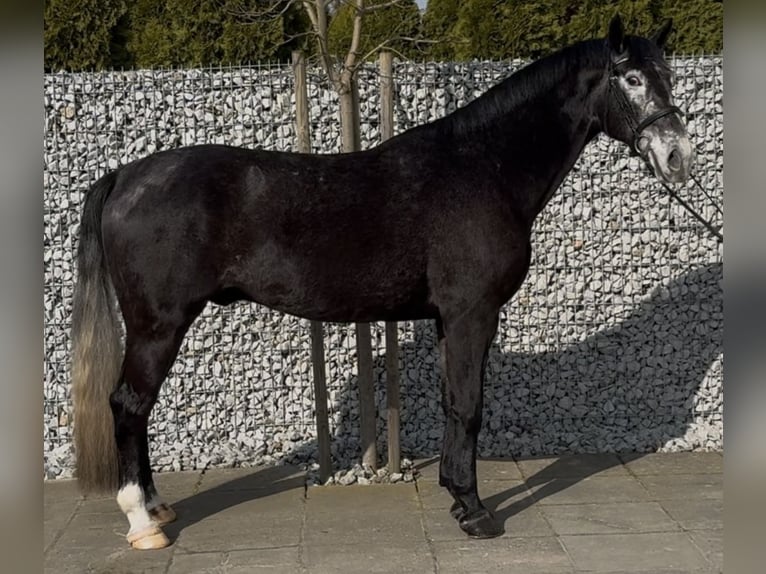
[{"x1": 626, "y1": 75, "x2": 642, "y2": 87}]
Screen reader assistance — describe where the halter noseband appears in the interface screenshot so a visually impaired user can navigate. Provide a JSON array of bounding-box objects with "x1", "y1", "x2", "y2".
[{"x1": 607, "y1": 56, "x2": 684, "y2": 156}]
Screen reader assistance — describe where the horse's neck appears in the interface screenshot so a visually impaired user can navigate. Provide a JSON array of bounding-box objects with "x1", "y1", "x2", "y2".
[
  {"x1": 453, "y1": 65, "x2": 605, "y2": 223},
  {"x1": 519, "y1": 111, "x2": 601, "y2": 222},
  {"x1": 499, "y1": 91, "x2": 601, "y2": 222}
]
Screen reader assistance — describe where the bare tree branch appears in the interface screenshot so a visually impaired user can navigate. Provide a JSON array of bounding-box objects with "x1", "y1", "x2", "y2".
[
  {"x1": 357, "y1": 36, "x2": 402, "y2": 64},
  {"x1": 233, "y1": 0, "x2": 420, "y2": 92},
  {"x1": 300, "y1": 0, "x2": 319, "y2": 28},
  {"x1": 360, "y1": 0, "x2": 407, "y2": 14},
  {"x1": 333, "y1": 0, "x2": 403, "y2": 12},
  {"x1": 308, "y1": 0, "x2": 339, "y2": 85},
  {"x1": 340, "y1": 0, "x2": 365, "y2": 88},
  {"x1": 273, "y1": 30, "x2": 319, "y2": 51},
  {"x1": 351, "y1": 7, "x2": 423, "y2": 67},
  {"x1": 225, "y1": 0, "x2": 294, "y2": 23},
  {"x1": 356, "y1": 33, "x2": 431, "y2": 64}
]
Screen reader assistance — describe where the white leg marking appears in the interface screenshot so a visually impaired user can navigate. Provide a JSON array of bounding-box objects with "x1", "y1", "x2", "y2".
[{"x1": 117, "y1": 483, "x2": 155, "y2": 535}]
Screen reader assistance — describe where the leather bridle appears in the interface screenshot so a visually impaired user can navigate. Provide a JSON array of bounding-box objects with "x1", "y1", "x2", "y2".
[
  {"x1": 607, "y1": 56, "x2": 684, "y2": 157},
  {"x1": 604, "y1": 55, "x2": 722, "y2": 243}
]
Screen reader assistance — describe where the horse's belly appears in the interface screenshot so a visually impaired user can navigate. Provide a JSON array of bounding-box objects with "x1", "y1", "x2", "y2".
[{"x1": 230, "y1": 248, "x2": 432, "y2": 323}]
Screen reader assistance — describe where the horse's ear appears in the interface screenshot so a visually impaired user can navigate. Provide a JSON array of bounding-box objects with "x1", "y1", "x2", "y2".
[
  {"x1": 608, "y1": 13, "x2": 626, "y2": 54},
  {"x1": 650, "y1": 18, "x2": 673, "y2": 48}
]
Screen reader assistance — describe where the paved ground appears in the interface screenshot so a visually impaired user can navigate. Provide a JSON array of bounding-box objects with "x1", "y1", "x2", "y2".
[{"x1": 44, "y1": 452, "x2": 722, "y2": 573}]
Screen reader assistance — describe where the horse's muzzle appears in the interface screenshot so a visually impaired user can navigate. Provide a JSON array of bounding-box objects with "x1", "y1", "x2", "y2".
[{"x1": 646, "y1": 133, "x2": 694, "y2": 184}]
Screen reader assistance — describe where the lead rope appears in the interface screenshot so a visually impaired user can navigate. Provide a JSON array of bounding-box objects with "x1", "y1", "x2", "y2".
[
  {"x1": 656, "y1": 174, "x2": 723, "y2": 243},
  {"x1": 690, "y1": 172, "x2": 723, "y2": 217}
]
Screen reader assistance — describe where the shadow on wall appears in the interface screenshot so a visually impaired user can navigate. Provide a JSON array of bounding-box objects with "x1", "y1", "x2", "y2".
[{"x1": 320, "y1": 262, "x2": 722, "y2": 466}]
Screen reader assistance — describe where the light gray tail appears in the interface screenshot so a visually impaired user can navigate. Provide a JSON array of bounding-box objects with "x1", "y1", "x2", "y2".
[{"x1": 70, "y1": 170, "x2": 123, "y2": 493}]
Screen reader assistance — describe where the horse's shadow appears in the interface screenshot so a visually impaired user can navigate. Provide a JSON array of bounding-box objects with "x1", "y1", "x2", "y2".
[
  {"x1": 161, "y1": 463, "x2": 305, "y2": 541},
  {"x1": 163, "y1": 262, "x2": 722, "y2": 539}
]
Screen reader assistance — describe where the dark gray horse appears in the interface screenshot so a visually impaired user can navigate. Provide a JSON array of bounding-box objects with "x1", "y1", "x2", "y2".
[{"x1": 70, "y1": 15, "x2": 692, "y2": 548}]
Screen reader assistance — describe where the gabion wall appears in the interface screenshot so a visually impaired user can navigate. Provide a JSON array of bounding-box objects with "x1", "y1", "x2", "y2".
[{"x1": 44, "y1": 56, "x2": 723, "y2": 479}]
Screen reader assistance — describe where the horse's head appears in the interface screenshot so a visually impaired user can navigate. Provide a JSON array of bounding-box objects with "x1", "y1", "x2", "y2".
[{"x1": 601, "y1": 14, "x2": 694, "y2": 184}]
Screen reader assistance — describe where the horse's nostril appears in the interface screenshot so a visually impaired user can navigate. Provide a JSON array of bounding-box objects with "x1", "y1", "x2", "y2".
[{"x1": 668, "y1": 149, "x2": 682, "y2": 171}]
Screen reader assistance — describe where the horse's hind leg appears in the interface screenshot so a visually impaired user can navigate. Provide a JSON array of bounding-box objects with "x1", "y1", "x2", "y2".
[
  {"x1": 140, "y1": 429, "x2": 175, "y2": 526},
  {"x1": 438, "y1": 306, "x2": 502, "y2": 538},
  {"x1": 111, "y1": 306, "x2": 202, "y2": 549}
]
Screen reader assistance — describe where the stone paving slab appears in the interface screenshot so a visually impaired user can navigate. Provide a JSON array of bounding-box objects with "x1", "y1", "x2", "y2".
[
  {"x1": 171, "y1": 485, "x2": 306, "y2": 521},
  {"x1": 303, "y1": 541, "x2": 434, "y2": 574},
  {"x1": 168, "y1": 488, "x2": 305, "y2": 552},
  {"x1": 43, "y1": 453, "x2": 722, "y2": 573},
  {"x1": 540, "y1": 501, "x2": 680, "y2": 535},
  {"x1": 196, "y1": 465, "x2": 304, "y2": 493},
  {"x1": 304, "y1": 490, "x2": 424, "y2": 546},
  {"x1": 432, "y1": 537, "x2": 575, "y2": 574},
  {"x1": 528, "y1": 475, "x2": 651, "y2": 505},
  {"x1": 636, "y1": 473, "x2": 723, "y2": 501},
  {"x1": 44, "y1": 499, "x2": 80, "y2": 554},
  {"x1": 44, "y1": 509, "x2": 175, "y2": 574},
  {"x1": 173, "y1": 514, "x2": 303, "y2": 553},
  {"x1": 152, "y1": 470, "x2": 204, "y2": 503},
  {"x1": 560, "y1": 532, "x2": 713, "y2": 572},
  {"x1": 620, "y1": 452, "x2": 723, "y2": 475},
  {"x1": 688, "y1": 529, "x2": 724, "y2": 572},
  {"x1": 659, "y1": 497, "x2": 724, "y2": 531},
  {"x1": 168, "y1": 547, "x2": 301, "y2": 574},
  {"x1": 305, "y1": 483, "x2": 419, "y2": 511},
  {"x1": 44, "y1": 478, "x2": 84, "y2": 506},
  {"x1": 517, "y1": 453, "x2": 629, "y2": 479}
]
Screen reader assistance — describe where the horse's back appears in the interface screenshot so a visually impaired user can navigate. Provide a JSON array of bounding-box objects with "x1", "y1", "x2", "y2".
[{"x1": 100, "y1": 144, "x2": 437, "y2": 322}]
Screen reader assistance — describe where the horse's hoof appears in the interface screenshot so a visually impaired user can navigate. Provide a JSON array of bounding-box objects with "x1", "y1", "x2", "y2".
[
  {"x1": 459, "y1": 509, "x2": 504, "y2": 539},
  {"x1": 127, "y1": 525, "x2": 170, "y2": 550},
  {"x1": 450, "y1": 501, "x2": 465, "y2": 520},
  {"x1": 149, "y1": 503, "x2": 177, "y2": 526}
]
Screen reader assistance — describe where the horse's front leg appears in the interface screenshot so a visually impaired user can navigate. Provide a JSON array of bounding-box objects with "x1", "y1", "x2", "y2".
[{"x1": 438, "y1": 306, "x2": 502, "y2": 538}]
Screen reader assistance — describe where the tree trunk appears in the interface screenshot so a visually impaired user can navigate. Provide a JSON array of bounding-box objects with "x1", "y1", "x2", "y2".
[
  {"x1": 338, "y1": 68, "x2": 375, "y2": 470},
  {"x1": 338, "y1": 76, "x2": 361, "y2": 153}
]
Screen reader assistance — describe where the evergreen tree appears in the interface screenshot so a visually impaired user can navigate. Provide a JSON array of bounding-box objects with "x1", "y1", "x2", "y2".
[
  {"x1": 561, "y1": 0, "x2": 723, "y2": 53},
  {"x1": 43, "y1": 0, "x2": 722, "y2": 70},
  {"x1": 453, "y1": 0, "x2": 504, "y2": 60},
  {"x1": 124, "y1": 0, "x2": 185, "y2": 68},
  {"x1": 44, "y1": 0, "x2": 128, "y2": 71},
  {"x1": 498, "y1": 0, "x2": 572, "y2": 59},
  {"x1": 422, "y1": 0, "x2": 460, "y2": 60},
  {"x1": 453, "y1": 0, "x2": 575, "y2": 60},
  {"x1": 127, "y1": 0, "x2": 304, "y2": 69},
  {"x1": 327, "y1": 0, "x2": 422, "y2": 61},
  {"x1": 450, "y1": 0, "x2": 721, "y2": 61},
  {"x1": 657, "y1": 0, "x2": 723, "y2": 53},
  {"x1": 108, "y1": 11, "x2": 133, "y2": 70},
  {"x1": 564, "y1": 0, "x2": 663, "y2": 46}
]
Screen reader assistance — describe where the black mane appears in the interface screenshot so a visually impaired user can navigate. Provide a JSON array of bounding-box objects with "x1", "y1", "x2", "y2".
[{"x1": 437, "y1": 39, "x2": 610, "y2": 137}]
